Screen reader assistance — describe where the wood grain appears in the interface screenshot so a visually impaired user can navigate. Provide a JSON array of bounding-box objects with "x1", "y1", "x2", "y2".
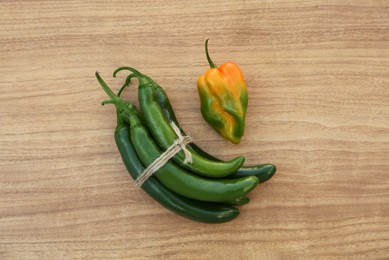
[{"x1": 1, "y1": 0, "x2": 388, "y2": 259}]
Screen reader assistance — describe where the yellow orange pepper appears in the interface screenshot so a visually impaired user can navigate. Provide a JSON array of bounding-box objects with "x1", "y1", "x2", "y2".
[{"x1": 197, "y1": 39, "x2": 248, "y2": 144}]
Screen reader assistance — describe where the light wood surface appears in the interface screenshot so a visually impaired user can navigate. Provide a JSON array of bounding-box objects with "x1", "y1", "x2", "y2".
[{"x1": 1, "y1": 1, "x2": 388, "y2": 259}]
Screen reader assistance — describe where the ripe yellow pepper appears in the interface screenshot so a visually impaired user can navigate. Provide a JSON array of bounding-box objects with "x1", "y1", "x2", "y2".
[{"x1": 197, "y1": 39, "x2": 248, "y2": 144}]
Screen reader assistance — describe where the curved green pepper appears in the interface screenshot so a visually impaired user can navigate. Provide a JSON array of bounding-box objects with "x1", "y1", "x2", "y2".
[{"x1": 197, "y1": 39, "x2": 248, "y2": 144}]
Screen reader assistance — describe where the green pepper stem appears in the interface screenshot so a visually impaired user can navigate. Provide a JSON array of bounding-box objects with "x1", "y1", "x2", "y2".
[
  {"x1": 117, "y1": 73, "x2": 136, "y2": 97},
  {"x1": 101, "y1": 99, "x2": 116, "y2": 106},
  {"x1": 113, "y1": 66, "x2": 143, "y2": 78},
  {"x1": 96, "y1": 71, "x2": 118, "y2": 101},
  {"x1": 96, "y1": 71, "x2": 137, "y2": 116},
  {"x1": 113, "y1": 66, "x2": 151, "y2": 86},
  {"x1": 205, "y1": 39, "x2": 217, "y2": 69}
]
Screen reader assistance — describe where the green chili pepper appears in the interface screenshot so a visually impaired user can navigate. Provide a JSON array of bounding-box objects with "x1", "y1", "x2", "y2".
[
  {"x1": 196, "y1": 39, "x2": 248, "y2": 144},
  {"x1": 113, "y1": 114, "x2": 241, "y2": 223},
  {"x1": 117, "y1": 71, "x2": 276, "y2": 183},
  {"x1": 113, "y1": 67, "x2": 245, "y2": 179},
  {"x1": 97, "y1": 72, "x2": 259, "y2": 202}
]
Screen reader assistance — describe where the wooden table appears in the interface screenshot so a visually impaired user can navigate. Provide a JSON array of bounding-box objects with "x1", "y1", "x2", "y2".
[{"x1": 1, "y1": 1, "x2": 388, "y2": 259}]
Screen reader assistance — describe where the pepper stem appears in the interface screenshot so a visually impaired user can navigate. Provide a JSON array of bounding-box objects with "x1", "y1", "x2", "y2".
[
  {"x1": 113, "y1": 66, "x2": 142, "y2": 77},
  {"x1": 117, "y1": 73, "x2": 136, "y2": 97},
  {"x1": 101, "y1": 99, "x2": 116, "y2": 106},
  {"x1": 205, "y1": 39, "x2": 217, "y2": 69},
  {"x1": 96, "y1": 71, "x2": 136, "y2": 116},
  {"x1": 96, "y1": 71, "x2": 118, "y2": 101},
  {"x1": 113, "y1": 66, "x2": 151, "y2": 86}
]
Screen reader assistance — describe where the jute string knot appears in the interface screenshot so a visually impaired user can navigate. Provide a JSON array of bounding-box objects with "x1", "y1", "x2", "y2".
[{"x1": 134, "y1": 122, "x2": 193, "y2": 187}]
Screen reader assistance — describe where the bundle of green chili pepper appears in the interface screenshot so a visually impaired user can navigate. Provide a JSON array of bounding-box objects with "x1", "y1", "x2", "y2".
[{"x1": 96, "y1": 67, "x2": 276, "y2": 223}]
